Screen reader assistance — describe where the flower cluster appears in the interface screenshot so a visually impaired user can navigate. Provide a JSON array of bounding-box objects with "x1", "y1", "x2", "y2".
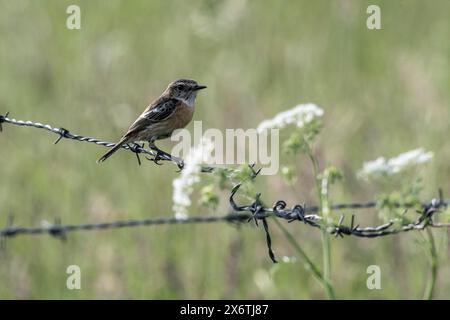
[
  {"x1": 256, "y1": 103, "x2": 324, "y2": 133},
  {"x1": 172, "y1": 137, "x2": 215, "y2": 220},
  {"x1": 358, "y1": 148, "x2": 434, "y2": 180}
]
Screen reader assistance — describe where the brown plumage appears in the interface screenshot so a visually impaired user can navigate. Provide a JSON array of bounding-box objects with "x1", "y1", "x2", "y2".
[{"x1": 97, "y1": 79, "x2": 206, "y2": 163}]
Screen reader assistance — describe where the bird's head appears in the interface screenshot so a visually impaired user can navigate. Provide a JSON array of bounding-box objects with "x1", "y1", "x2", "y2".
[{"x1": 165, "y1": 79, "x2": 207, "y2": 106}]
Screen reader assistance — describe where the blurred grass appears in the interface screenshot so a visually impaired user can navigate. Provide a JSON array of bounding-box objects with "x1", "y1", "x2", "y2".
[{"x1": 0, "y1": 0, "x2": 449, "y2": 299}]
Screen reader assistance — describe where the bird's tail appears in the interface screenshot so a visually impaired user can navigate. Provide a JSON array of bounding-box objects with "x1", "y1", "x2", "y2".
[{"x1": 97, "y1": 137, "x2": 129, "y2": 163}]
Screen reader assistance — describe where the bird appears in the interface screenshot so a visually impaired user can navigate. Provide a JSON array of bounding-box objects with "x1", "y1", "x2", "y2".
[{"x1": 97, "y1": 79, "x2": 207, "y2": 167}]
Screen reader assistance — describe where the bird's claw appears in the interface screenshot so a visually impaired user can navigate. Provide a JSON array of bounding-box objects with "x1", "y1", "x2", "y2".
[
  {"x1": 146, "y1": 150, "x2": 165, "y2": 165},
  {"x1": 146, "y1": 146, "x2": 184, "y2": 171},
  {"x1": 175, "y1": 159, "x2": 184, "y2": 172}
]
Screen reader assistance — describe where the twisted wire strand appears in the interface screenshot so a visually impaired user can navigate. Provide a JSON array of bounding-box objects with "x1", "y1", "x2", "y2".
[
  {"x1": 0, "y1": 114, "x2": 223, "y2": 171},
  {"x1": 0, "y1": 114, "x2": 170, "y2": 160},
  {"x1": 1, "y1": 197, "x2": 448, "y2": 240},
  {"x1": 0, "y1": 213, "x2": 249, "y2": 238},
  {"x1": 1, "y1": 113, "x2": 450, "y2": 262}
]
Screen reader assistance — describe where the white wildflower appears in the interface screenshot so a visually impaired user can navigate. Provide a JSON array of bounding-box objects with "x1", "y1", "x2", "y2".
[
  {"x1": 358, "y1": 157, "x2": 389, "y2": 179},
  {"x1": 172, "y1": 137, "x2": 215, "y2": 220},
  {"x1": 388, "y1": 149, "x2": 434, "y2": 171},
  {"x1": 358, "y1": 148, "x2": 434, "y2": 180},
  {"x1": 256, "y1": 103, "x2": 324, "y2": 133}
]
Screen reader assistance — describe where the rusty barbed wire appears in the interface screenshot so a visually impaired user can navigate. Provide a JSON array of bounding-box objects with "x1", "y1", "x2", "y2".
[{"x1": 1, "y1": 113, "x2": 450, "y2": 263}]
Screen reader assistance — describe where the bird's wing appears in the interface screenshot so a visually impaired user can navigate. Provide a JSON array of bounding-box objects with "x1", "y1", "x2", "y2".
[
  {"x1": 142, "y1": 97, "x2": 180, "y2": 122},
  {"x1": 122, "y1": 98, "x2": 180, "y2": 138}
]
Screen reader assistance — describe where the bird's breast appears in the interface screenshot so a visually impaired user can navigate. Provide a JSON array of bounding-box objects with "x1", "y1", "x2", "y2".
[{"x1": 170, "y1": 102, "x2": 195, "y2": 130}]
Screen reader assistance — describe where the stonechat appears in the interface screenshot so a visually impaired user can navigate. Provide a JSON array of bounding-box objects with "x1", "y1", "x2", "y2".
[{"x1": 97, "y1": 78, "x2": 206, "y2": 166}]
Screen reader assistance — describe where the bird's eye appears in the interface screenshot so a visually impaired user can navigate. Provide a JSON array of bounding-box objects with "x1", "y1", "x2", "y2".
[{"x1": 177, "y1": 85, "x2": 185, "y2": 90}]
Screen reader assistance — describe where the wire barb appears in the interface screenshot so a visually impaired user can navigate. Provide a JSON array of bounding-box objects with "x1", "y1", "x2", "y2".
[
  {"x1": 0, "y1": 111, "x2": 9, "y2": 132},
  {"x1": 53, "y1": 127, "x2": 70, "y2": 144},
  {"x1": 128, "y1": 143, "x2": 143, "y2": 166}
]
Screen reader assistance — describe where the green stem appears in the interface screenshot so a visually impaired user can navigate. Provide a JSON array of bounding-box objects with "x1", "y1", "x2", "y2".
[
  {"x1": 306, "y1": 147, "x2": 335, "y2": 300},
  {"x1": 274, "y1": 218, "x2": 336, "y2": 297},
  {"x1": 320, "y1": 231, "x2": 334, "y2": 298},
  {"x1": 422, "y1": 228, "x2": 438, "y2": 300}
]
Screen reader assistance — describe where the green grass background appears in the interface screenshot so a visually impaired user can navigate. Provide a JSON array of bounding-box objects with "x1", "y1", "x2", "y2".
[{"x1": 0, "y1": 0, "x2": 449, "y2": 299}]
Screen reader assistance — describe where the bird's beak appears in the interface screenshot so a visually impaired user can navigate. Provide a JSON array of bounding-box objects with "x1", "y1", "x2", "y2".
[{"x1": 194, "y1": 84, "x2": 207, "y2": 91}]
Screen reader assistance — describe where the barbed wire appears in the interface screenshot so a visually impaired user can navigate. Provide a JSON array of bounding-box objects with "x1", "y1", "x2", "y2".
[
  {"x1": 0, "y1": 183, "x2": 448, "y2": 262},
  {"x1": 229, "y1": 175, "x2": 450, "y2": 262},
  {"x1": 0, "y1": 112, "x2": 216, "y2": 170},
  {"x1": 0, "y1": 195, "x2": 447, "y2": 236},
  {"x1": 1, "y1": 113, "x2": 450, "y2": 263}
]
